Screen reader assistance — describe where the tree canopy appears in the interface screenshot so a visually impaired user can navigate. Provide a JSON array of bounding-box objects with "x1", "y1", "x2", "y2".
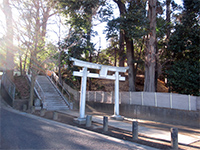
[{"x1": 0, "y1": 0, "x2": 199, "y2": 96}]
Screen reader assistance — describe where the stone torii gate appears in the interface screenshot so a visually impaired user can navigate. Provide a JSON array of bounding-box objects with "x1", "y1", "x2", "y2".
[{"x1": 70, "y1": 58, "x2": 129, "y2": 124}]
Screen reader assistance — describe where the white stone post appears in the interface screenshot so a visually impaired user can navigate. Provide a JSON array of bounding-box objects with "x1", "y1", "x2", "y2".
[
  {"x1": 79, "y1": 67, "x2": 87, "y2": 119},
  {"x1": 112, "y1": 71, "x2": 123, "y2": 120},
  {"x1": 114, "y1": 71, "x2": 119, "y2": 116}
]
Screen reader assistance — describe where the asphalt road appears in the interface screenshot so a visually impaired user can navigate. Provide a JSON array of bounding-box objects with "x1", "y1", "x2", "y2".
[{"x1": 0, "y1": 104, "x2": 156, "y2": 150}]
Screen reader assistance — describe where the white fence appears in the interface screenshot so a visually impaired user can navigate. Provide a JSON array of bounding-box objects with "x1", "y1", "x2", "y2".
[{"x1": 63, "y1": 82, "x2": 199, "y2": 111}]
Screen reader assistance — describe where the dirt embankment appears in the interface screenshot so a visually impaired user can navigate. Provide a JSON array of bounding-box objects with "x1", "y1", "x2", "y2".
[{"x1": 14, "y1": 76, "x2": 30, "y2": 99}]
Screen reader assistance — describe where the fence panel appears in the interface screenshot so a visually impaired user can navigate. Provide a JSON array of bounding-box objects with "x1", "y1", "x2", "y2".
[
  {"x1": 121, "y1": 92, "x2": 130, "y2": 104},
  {"x1": 112, "y1": 92, "x2": 115, "y2": 103},
  {"x1": 89, "y1": 91, "x2": 95, "y2": 102},
  {"x1": 103, "y1": 92, "x2": 112, "y2": 103},
  {"x1": 131, "y1": 92, "x2": 142, "y2": 105},
  {"x1": 157, "y1": 93, "x2": 170, "y2": 108},
  {"x1": 172, "y1": 94, "x2": 188, "y2": 110},
  {"x1": 143, "y1": 92, "x2": 155, "y2": 106},
  {"x1": 62, "y1": 80, "x2": 199, "y2": 111},
  {"x1": 190, "y1": 96, "x2": 197, "y2": 111},
  {"x1": 96, "y1": 91, "x2": 103, "y2": 103}
]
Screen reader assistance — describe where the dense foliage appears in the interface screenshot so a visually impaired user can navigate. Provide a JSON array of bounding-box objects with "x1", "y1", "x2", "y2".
[{"x1": 166, "y1": 0, "x2": 200, "y2": 96}]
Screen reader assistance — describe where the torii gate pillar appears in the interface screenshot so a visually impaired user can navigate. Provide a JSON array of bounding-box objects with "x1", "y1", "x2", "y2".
[
  {"x1": 79, "y1": 67, "x2": 87, "y2": 119},
  {"x1": 70, "y1": 58, "x2": 129, "y2": 124}
]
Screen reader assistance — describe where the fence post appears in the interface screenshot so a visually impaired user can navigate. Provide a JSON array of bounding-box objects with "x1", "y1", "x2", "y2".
[
  {"x1": 132, "y1": 121, "x2": 138, "y2": 140},
  {"x1": 103, "y1": 116, "x2": 108, "y2": 132},
  {"x1": 101, "y1": 91, "x2": 104, "y2": 103},
  {"x1": 111, "y1": 92, "x2": 112, "y2": 103},
  {"x1": 141, "y1": 92, "x2": 144, "y2": 106},
  {"x1": 94, "y1": 91, "x2": 96, "y2": 102},
  {"x1": 170, "y1": 92, "x2": 173, "y2": 109},
  {"x1": 171, "y1": 128, "x2": 178, "y2": 149},
  {"x1": 188, "y1": 95, "x2": 191, "y2": 111},
  {"x1": 155, "y1": 92, "x2": 157, "y2": 107}
]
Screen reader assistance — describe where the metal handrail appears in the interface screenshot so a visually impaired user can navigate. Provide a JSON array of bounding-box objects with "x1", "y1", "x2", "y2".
[
  {"x1": 26, "y1": 74, "x2": 45, "y2": 106},
  {"x1": 52, "y1": 72, "x2": 71, "y2": 102},
  {"x1": 35, "y1": 79, "x2": 45, "y2": 102},
  {"x1": 49, "y1": 72, "x2": 71, "y2": 101},
  {"x1": 46, "y1": 75, "x2": 70, "y2": 106}
]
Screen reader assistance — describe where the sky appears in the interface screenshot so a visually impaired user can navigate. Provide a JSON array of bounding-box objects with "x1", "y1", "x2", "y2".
[{"x1": 0, "y1": 0, "x2": 183, "y2": 51}]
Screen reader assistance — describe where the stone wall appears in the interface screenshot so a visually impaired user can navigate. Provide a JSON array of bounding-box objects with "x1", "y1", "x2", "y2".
[{"x1": 13, "y1": 99, "x2": 29, "y2": 110}]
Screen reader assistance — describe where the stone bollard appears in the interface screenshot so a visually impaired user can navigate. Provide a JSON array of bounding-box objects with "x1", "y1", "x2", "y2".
[
  {"x1": 31, "y1": 106, "x2": 35, "y2": 113},
  {"x1": 103, "y1": 116, "x2": 108, "y2": 132},
  {"x1": 132, "y1": 121, "x2": 138, "y2": 140},
  {"x1": 40, "y1": 109, "x2": 46, "y2": 117},
  {"x1": 86, "y1": 115, "x2": 92, "y2": 127},
  {"x1": 171, "y1": 128, "x2": 178, "y2": 149},
  {"x1": 23, "y1": 104, "x2": 27, "y2": 111},
  {"x1": 70, "y1": 102, "x2": 73, "y2": 110},
  {"x1": 53, "y1": 112, "x2": 58, "y2": 120}
]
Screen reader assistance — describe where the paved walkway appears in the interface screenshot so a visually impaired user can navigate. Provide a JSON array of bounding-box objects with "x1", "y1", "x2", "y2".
[{"x1": 58, "y1": 110, "x2": 200, "y2": 146}]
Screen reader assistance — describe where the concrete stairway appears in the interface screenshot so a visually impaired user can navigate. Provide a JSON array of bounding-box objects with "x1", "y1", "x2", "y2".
[{"x1": 36, "y1": 75, "x2": 69, "y2": 111}]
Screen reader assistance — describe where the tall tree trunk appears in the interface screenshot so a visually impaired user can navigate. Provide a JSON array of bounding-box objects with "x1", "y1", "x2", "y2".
[
  {"x1": 58, "y1": 50, "x2": 63, "y2": 85},
  {"x1": 23, "y1": 48, "x2": 29, "y2": 75},
  {"x1": 3, "y1": 0, "x2": 14, "y2": 80},
  {"x1": 144, "y1": 0, "x2": 157, "y2": 92},
  {"x1": 166, "y1": 0, "x2": 171, "y2": 92},
  {"x1": 125, "y1": 37, "x2": 136, "y2": 91},
  {"x1": 29, "y1": 0, "x2": 40, "y2": 109},
  {"x1": 87, "y1": 14, "x2": 92, "y2": 90},
  {"x1": 166, "y1": 0, "x2": 171, "y2": 40},
  {"x1": 119, "y1": 31, "x2": 125, "y2": 67},
  {"x1": 114, "y1": 0, "x2": 126, "y2": 67},
  {"x1": 114, "y1": 47, "x2": 117, "y2": 66},
  {"x1": 58, "y1": 15, "x2": 63, "y2": 85},
  {"x1": 155, "y1": 40, "x2": 158, "y2": 91},
  {"x1": 88, "y1": 29, "x2": 92, "y2": 90},
  {"x1": 19, "y1": 50, "x2": 23, "y2": 76}
]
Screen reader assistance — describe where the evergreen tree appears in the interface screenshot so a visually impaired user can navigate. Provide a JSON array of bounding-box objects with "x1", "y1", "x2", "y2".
[{"x1": 166, "y1": 0, "x2": 200, "y2": 96}]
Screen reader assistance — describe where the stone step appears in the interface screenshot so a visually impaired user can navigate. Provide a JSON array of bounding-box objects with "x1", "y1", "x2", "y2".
[{"x1": 46, "y1": 106, "x2": 69, "y2": 111}]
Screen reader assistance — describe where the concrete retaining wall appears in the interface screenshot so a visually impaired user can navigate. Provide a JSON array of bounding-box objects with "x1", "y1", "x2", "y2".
[
  {"x1": 1, "y1": 83, "x2": 13, "y2": 106},
  {"x1": 13, "y1": 99, "x2": 29, "y2": 110},
  {"x1": 86, "y1": 101, "x2": 200, "y2": 128}
]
